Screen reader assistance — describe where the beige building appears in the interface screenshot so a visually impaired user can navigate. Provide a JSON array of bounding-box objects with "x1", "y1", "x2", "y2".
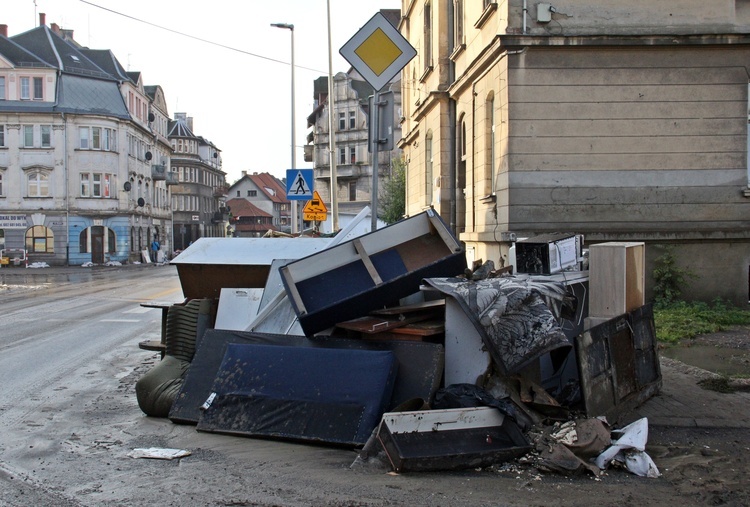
[{"x1": 399, "y1": 0, "x2": 750, "y2": 304}]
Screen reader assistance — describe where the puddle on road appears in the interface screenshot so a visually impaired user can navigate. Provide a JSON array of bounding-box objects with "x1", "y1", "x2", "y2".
[{"x1": 661, "y1": 344, "x2": 750, "y2": 377}]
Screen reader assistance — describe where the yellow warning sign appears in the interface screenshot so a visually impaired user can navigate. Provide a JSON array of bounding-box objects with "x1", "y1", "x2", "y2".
[{"x1": 303, "y1": 190, "x2": 328, "y2": 222}]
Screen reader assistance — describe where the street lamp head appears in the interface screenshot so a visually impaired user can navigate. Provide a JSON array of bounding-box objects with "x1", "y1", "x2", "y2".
[{"x1": 271, "y1": 22, "x2": 294, "y2": 30}]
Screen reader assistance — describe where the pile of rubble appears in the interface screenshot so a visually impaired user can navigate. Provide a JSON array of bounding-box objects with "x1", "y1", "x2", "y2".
[{"x1": 135, "y1": 209, "x2": 662, "y2": 477}]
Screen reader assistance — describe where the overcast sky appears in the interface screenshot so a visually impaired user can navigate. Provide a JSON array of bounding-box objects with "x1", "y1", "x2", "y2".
[{"x1": 5, "y1": 0, "x2": 401, "y2": 184}]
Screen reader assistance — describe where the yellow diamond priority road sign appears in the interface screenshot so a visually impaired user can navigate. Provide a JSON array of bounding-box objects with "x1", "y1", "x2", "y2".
[{"x1": 340, "y1": 12, "x2": 416, "y2": 92}]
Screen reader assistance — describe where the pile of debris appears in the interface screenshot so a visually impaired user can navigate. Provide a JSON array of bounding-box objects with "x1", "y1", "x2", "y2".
[{"x1": 135, "y1": 209, "x2": 662, "y2": 477}]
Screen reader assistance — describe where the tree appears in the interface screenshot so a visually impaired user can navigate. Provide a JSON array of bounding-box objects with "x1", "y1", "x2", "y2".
[{"x1": 378, "y1": 156, "x2": 406, "y2": 224}]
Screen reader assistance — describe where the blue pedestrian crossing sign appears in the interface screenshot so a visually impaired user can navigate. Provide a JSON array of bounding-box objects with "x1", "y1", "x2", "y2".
[{"x1": 286, "y1": 169, "x2": 313, "y2": 200}]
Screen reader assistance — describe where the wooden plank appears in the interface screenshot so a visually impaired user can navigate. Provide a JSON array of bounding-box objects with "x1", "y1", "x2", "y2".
[
  {"x1": 391, "y1": 320, "x2": 445, "y2": 337},
  {"x1": 353, "y1": 238, "x2": 383, "y2": 285},
  {"x1": 371, "y1": 299, "x2": 445, "y2": 315},
  {"x1": 335, "y1": 314, "x2": 430, "y2": 334},
  {"x1": 278, "y1": 266, "x2": 307, "y2": 315}
]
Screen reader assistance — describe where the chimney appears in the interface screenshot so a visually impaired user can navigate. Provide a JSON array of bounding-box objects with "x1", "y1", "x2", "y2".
[
  {"x1": 0, "y1": 25, "x2": 7, "y2": 38},
  {"x1": 51, "y1": 23, "x2": 60, "y2": 34},
  {"x1": 187, "y1": 117, "x2": 193, "y2": 131},
  {"x1": 241, "y1": 171, "x2": 247, "y2": 177},
  {"x1": 39, "y1": 13, "x2": 46, "y2": 26}
]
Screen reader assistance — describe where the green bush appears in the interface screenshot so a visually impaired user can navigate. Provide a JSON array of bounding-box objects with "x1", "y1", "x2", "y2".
[
  {"x1": 654, "y1": 299, "x2": 750, "y2": 343},
  {"x1": 652, "y1": 245, "x2": 696, "y2": 306}
]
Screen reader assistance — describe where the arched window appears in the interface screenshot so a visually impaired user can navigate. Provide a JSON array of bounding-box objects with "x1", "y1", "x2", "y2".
[
  {"x1": 456, "y1": 114, "x2": 467, "y2": 234},
  {"x1": 486, "y1": 93, "x2": 495, "y2": 196},
  {"x1": 79, "y1": 229, "x2": 87, "y2": 253},
  {"x1": 108, "y1": 228, "x2": 116, "y2": 253},
  {"x1": 130, "y1": 226, "x2": 136, "y2": 252},
  {"x1": 26, "y1": 169, "x2": 50, "y2": 197},
  {"x1": 25, "y1": 225, "x2": 54, "y2": 253}
]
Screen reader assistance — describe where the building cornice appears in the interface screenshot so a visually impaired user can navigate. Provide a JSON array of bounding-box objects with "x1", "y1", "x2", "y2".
[{"x1": 499, "y1": 33, "x2": 750, "y2": 49}]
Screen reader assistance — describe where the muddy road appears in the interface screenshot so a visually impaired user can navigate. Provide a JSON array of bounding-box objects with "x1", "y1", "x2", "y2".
[{"x1": 1, "y1": 265, "x2": 749, "y2": 506}]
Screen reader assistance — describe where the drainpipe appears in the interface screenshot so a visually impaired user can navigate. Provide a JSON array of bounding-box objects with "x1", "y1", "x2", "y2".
[
  {"x1": 523, "y1": 0, "x2": 528, "y2": 34},
  {"x1": 61, "y1": 107, "x2": 69, "y2": 265},
  {"x1": 448, "y1": 0, "x2": 457, "y2": 235}
]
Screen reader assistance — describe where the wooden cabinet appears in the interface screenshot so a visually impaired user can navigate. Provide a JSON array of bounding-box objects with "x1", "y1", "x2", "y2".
[{"x1": 589, "y1": 242, "x2": 645, "y2": 318}]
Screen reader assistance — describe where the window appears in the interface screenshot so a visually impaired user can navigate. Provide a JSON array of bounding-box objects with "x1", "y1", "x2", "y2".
[
  {"x1": 0, "y1": 76, "x2": 5, "y2": 100},
  {"x1": 425, "y1": 130, "x2": 433, "y2": 206},
  {"x1": 33, "y1": 77, "x2": 43, "y2": 100},
  {"x1": 349, "y1": 111, "x2": 356, "y2": 129},
  {"x1": 79, "y1": 127, "x2": 89, "y2": 149},
  {"x1": 349, "y1": 180, "x2": 356, "y2": 201},
  {"x1": 350, "y1": 146, "x2": 356, "y2": 164},
  {"x1": 79, "y1": 229, "x2": 87, "y2": 253},
  {"x1": 0, "y1": 171, "x2": 3, "y2": 196},
  {"x1": 41, "y1": 125, "x2": 51, "y2": 148},
  {"x1": 487, "y1": 94, "x2": 496, "y2": 195},
  {"x1": 0, "y1": 125, "x2": 5, "y2": 147},
  {"x1": 104, "y1": 174, "x2": 112, "y2": 198},
  {"x1": 28, "y1": 171, "x2": 49, "y2": 197},
  {"x1": 25, "y1": 225, "x2": 54, "y2": 253},
  {"x1": 247, "y1": 190, "x2": 257, "y2": 197},
  {"x1": 93, "y1": 174, "x2": 102, "y2": 197},
  {"x1": 80, "y1": 173, "x2": 90, "y2": 196},
  {"x1": 236, "y1": 190, "x2": 240, "y2": 197},
  {"x1": 454, "y1": 0, "x2": 464, "y2": 49},
  {"x1": 23, "y1": 125, "x2": 34, "y2": 147},
  {"x1": 80, "y1": 127, "x2": 116, "y2": 151},
  {"x1": 424, "y1": 2, "x2": 432, "y2": 70},
  {"x1": 20, "y1": 77, "x2": 30, "y2": 99},
  {"x1": 339, "y1": 147, "x2": 346, "y2": 164},
  {"x1": 339, "y1": 112, "x2": 346, "y2": 131}
]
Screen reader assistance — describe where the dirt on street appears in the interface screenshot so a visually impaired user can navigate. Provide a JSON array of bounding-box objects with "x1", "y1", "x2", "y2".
[{"x1": 1, "y1": 325, "x2": 750, "y2": 507}]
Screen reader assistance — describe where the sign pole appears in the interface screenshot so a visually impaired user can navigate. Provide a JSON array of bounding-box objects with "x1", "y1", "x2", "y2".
[{"x1": 370, "y1": 90, "x2": 380, "y2": 232}]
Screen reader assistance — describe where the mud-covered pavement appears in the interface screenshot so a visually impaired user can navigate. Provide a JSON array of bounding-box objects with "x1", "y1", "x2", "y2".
[
  {"x1": 1, "y1": 266, "x2": 749, "y2": 506},
  {"x1": 2, "y1": 342, "x2": 750, "y2": 507}
]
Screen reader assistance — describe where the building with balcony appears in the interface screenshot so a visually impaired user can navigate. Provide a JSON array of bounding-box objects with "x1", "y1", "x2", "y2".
[
  {"x1": 0, "y1": 16, "x2": 174, "y2": 265},
  {"x1": 304, "y1": 9, "x2": 402, "y2": 233},
  {"x1": 168, "y1": 113, "x2": 227, "y2": 251}
]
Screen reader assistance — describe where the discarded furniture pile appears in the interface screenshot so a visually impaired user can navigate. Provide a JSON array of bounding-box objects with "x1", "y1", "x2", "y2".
[{"x1": 136, "y1": 210, "x2": 662, "y2": 476}]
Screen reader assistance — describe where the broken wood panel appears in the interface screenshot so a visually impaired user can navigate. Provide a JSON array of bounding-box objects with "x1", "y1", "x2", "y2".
[{"x1": 576, "y1": 303, "x2": 662, "y2": 424}]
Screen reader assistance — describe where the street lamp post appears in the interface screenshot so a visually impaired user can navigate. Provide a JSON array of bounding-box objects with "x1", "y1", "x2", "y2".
[{"x1": 271, "y1": 22, "x2": 298, "y2": 234}]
